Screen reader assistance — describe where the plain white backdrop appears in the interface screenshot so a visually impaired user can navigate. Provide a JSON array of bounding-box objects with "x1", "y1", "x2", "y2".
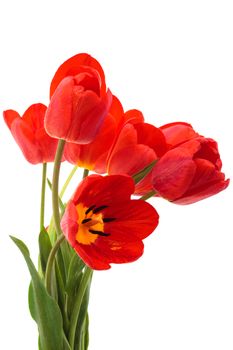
[{"x1": 0, "y1": 0, "x2": 232, "y2": 349}]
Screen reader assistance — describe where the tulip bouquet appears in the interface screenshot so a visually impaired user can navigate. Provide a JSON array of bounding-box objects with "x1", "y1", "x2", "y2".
[{"x1": 4, "y1": 53, "x2": 229, "y2": 350}]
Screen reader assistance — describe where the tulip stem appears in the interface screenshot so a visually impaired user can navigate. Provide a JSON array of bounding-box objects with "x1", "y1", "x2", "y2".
[
  {"x1": 60, "y1": 165, "x2": 78, "y2": 198},
  {"x1": 83, "y1": 168, "x2": 89, "y2": 179},
  {"x1": 45, "y1": 139, "x2": 65, "y2": 294},
  {"x1": 139, "y1": 190, "x2": 156, "y2": 201},
  {"x1": 40, "y1": 163, "x2": 47, "y2": 232},
  {"x1": 52, "y1": 139, "x2": 66, "y2": 236},
  {"x1": 68, "y1": 266, "x2": 93, "y2": 349},
  {"x1": 45, "y1": 234, "x2": 65, "y2": 294}
]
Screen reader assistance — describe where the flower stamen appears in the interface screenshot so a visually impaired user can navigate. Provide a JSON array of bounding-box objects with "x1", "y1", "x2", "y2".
[
  {"x1": 93, "y1": 205, "x2": 108, "y2": 213},
  {"x1": 103, "y1": 217, "x2": 116, "y2": 223},
  {"x1": 89, "y1": 229, "x2": 110, "y2": 237},
  {"x1": 85, "y1": 205, "x2": 96, "y2": 215}
]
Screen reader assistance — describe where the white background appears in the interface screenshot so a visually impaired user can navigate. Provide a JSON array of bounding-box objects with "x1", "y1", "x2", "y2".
[{"x1": 0, "y1": 1, "x2": 233, "y2": 349}]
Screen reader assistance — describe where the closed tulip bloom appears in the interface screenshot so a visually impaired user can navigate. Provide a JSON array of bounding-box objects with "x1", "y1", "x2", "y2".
[
  {"x1": 45, "y1": 53, "x2": 112, "y2": 144},
  {"x1": 152, "y1": 137, "x2": 229, "y2": 204},
  {"x1": 3, "y1": 103, "x2": 58, "y2": 164},
  {"x1": 61, "y1": 175, "x2": 159, "y2": 270}
]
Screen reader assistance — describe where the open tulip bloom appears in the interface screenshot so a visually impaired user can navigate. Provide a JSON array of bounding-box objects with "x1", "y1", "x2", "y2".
[{"x1": 4, "y1": 53, "x2": 229, "y2": 350}]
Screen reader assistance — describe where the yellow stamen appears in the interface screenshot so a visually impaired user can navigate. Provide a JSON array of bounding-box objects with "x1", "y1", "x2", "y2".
[{"x1": 76, "y1": 203, "x2": 104, "y2": 245}]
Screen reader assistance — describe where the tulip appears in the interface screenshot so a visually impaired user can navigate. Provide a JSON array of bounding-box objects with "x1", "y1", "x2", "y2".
[
  {"x1": 61, "y1": 175, "x2": 159, "y2": 270},
  {"x1": 45, "y1": 53, "x2": 112, "y2": 144},
  {"x1": 152, "y1": 137, "x2": 229, "y2": 204},
  {"x1": 3, "y1": 103, "x2": 58, "y2": 164}
]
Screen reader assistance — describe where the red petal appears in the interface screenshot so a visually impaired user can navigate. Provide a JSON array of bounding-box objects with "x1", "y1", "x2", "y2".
[
  {"x1": 194, "y1": 138, "x2": 222, "y2": 170},
  {"x1": 175, "y1": 178, "x2": 230, "y2": 204},
  {"x1": 133, "y1": 122, "x2": 168, "y2": 157},
  {"x1": 174, "y1": 158, "x2": 229, "y2": 204},
  {"x1": 64, "y1": 109, "x2": 119, "y2": 172},
  {"x1": 66, "y1": 89, "x2": 112, "y2": 144},
  {"x1": 45, "y1": 77, "x2": 74, "y2": 139},
  {"x1": 160, "y1": 122, "x2": 199, "y2": 148},
  {"x1": 72, "y1": 174, "x2": 135, "y2": 208},
  {"x1": 124, "y1": 109, "x2": 144, "y2": 124},
  {"x1": 4, "y1": 104, "x2": 57, "y2": 164},
  {"x1": 152, "y1": 148, "x2": 196, "y2": 200},
  {"x1": 50, "y1": 53, "x2": 106, "y2": 98},
  {"x1": 108, "y1": 144, "x2": 156, "y2": 177},
  {"x1": 104, "y1": 199, "x2": 159, "y2": 240},
  {"x1": 108, "y1": 95, "x2": 124, "y2": 124},
  {"x1": 3, "y1": 109, "x2": 20, "y2": 129},
  {"x1": 75, "y1": 232, "x2": 144, "y2": 270},
  {"x1": 74, "y1": 244, "x2": 111, "y2": 270},
  {"x1": 23, "y1": 103, "x2": 47, "y2": 129}
]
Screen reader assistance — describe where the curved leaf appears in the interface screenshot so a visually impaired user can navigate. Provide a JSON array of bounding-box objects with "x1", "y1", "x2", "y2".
[{"x1": 10, "y1": 236, "x2": 64, "y2": 350}]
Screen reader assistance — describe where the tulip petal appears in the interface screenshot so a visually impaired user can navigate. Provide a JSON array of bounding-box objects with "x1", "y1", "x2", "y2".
[
  {"x1": 134, "y1": 122, "x2": 167, "y2": 157},
  {"x1": 50, "y1": 53, "x2": 106, "y2": 98},
  {"x1": 108, "y1": 144, "x2": 156, "y2": 178},
  {"x1": 124, "y1": 109, "x2": 144, "y2": 124},
  {"x1": 152, "y1": 148, "x2": 196, "y2": 200},
  {"x1": 72, "y1": 174, "x2": 135, "y2": 207},
  {"x1": 103, "y1": 200, "x2": 159, "y2": 239},
  {"x1": 174, "y1": 158, "x2": 230, "y2": 204},
  {"x1": 194, "y1": 138, "x2": 222, "y2": 170},
  {"x1": 160, "y1": 122, "x2": 199, "y2": 148},
  {"x1": 4, "y1": 111, "x2": 41, "y2": 164},
  {"x1": 3, "y1": 109, "x2": 19, "y2": 129}
]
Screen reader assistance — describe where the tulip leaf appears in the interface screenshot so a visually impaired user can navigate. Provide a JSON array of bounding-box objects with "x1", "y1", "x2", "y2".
[
  {"x1": 10, "y1": 235, "x2": 64, "y2": 350},
  {"x1": 74, "y1": 281, "x2": 91, "y2": 350},
  {"x1": 28, "y1": 281, "x2": 36, "y2": 320},
  {"x1": 66, "y1": 253, "x2": 85, "y2": 296},
  {"x1": 132, "y1": 159, "x2": 158, "y2": 184},
  {"x1": 39, "y1": 228, "x2": 52, "y2": 275}
]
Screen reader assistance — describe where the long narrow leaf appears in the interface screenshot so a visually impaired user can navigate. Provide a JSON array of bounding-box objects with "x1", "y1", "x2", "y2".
[{"x1": 11, "y1": 236, "x2": 64, "y2": 350}]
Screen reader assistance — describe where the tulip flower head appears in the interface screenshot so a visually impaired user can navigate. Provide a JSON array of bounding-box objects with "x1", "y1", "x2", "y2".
[
  {"x1": 3, "y1": 103, "x2": 58, "y2": 164},
  {"x1": 45, "y1": 53, "x2": 112, "y2": 144},
  {"x1": 61, "y1": 174, "x2": 159, "y2": 270},
  {"x1": 152, "y1": 137, "x2": 229, "y2": 204}
]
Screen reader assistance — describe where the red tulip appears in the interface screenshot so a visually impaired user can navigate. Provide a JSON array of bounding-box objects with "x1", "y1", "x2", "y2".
[
  {"x1": 152, "y1": 137, "x2": 229, "y2": 204},
  {"x1": 45, "y1": 53, "x2": 112, "y2": 144},
  {"x1": 3, "y1": 103, "x2": 58, "y2": 164},
  {"x1": 61, "y1": 175, "x2": 159, "y2": 270}
]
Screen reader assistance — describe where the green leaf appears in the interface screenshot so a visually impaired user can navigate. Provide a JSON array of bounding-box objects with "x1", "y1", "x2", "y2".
[
  {"x1": 39, "y1": 228, "x2": 52, "y2": 275},
  {"x1": 10, "y1": 236, "x2": 64, "y2": 350},
  {"x1": 74, "y1": 281, "x2": 91, "y2": 350},
  {"x1": 132, "y1": 159, "x2": 158, "y2": 184},
  {"x1": 28, "y1": 281, "x2": 36, "y2": 320},
  {"x1": 66, "y1": 253, "x2": 85, "y2": 296}
]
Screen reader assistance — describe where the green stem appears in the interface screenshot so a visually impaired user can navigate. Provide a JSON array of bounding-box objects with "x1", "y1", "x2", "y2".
[
  {"x1": 68, "y1": 267, "x2": 93, "y2": 349},
  {"x1": 60, "y1": 165, "x2": 78, "y2": 198},
  {"x1": 45, "y1": 234, "x2": 65, "y2": 293},
  {"x1": 45, "y1": 139, "x2": 66, "y2": 294},
  {"x1": 139, "y1": 189, "x2": 156, "y2": 201},
  {"x1": 52, "y1": 139, "x2": 66, "y2": 236},
  {"x1": 83, "y1": 168, "x2": 89, "y2": 179},
  {"x1": 40, "y1": 163, "x2": 47, "y2": 232}
]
